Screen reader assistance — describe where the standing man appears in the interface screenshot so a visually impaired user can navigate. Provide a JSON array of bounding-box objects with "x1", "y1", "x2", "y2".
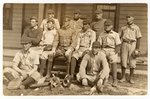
[
  {"x1": 98, "y1": 19, "x2": 121, "y2": 87},
  {"x1": 76, "y1": 41, "x2": 110, "y2": 93},
  {"x1": 70, "y1": 20, "x2": 96, "y2": 79},
  {"x1": 91, "y1": 9, "x2": 106, "y2": 40},
  {"x1": 3, "y1": 38, "x2": 41, "y2": 89},
  {"x1": 72, "y1": 9, "x2": 83, "y2": 33},
  {"x1": 22, "y1": 16, "x2": 43, "y2": 46},
  {"x1": 46, "y1": 16, "x2": 77, "y2": 78},
  {"x1": 40, "y1": 9, "x2": 60, "y2": 31},
  {"x1": 119, "y1": 14, "x2": 142, "y2": 84}
]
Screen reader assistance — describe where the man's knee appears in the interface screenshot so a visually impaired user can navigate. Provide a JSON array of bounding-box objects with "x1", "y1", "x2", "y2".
[{"x1": 48, "y1": 54, "x2": 54, "y2": 62}]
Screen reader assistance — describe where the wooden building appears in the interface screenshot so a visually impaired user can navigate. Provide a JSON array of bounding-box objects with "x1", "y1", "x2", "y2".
[{"x1": 3, "y1": 3, "x2": 147, "y2": 53}]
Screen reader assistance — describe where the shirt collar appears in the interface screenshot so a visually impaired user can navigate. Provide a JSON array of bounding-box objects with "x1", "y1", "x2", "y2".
[{"x1": 104, "y1": 30, "x2": 113, "y2": 34}]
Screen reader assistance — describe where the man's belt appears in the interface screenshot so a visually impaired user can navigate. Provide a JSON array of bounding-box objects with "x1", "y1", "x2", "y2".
[
  {"x1": 103, "y1": 45, "x2": 114, "y2": 49},
  {"x1": 123, "y1": 40, "x2": 136, "y2": 44}
]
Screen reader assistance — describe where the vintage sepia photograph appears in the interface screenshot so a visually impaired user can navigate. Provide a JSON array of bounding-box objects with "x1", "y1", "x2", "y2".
[{"x1": 3, "y1": 3, "x2": 148, "y2": 96}]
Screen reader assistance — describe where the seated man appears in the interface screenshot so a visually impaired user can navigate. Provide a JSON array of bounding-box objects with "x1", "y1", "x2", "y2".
[
  {"x1": 22, "y1": 16, "x2": 43, "y2": 47},
  {"x1": 38, "y1": 19, "x2": 58, "y2": 77},
  {"x1": 76, "y1": 41, "x2": 110, "y2": 93},
  {"x1": 46, "y1": 16, "x2": 77, "y2": 78},
  {"x1": 98, "y1": 19, "x2": 121, "y2": 87},
  {"x1": 70, "y1": 20, "x2": 96, "y2": 78},
  {"x1": 3, "y1": 38, "x2": 41, "y2": 89}
]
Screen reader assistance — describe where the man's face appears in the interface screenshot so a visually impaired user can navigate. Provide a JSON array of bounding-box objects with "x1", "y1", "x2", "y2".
[
  {"x1": 82, "y1": 24, "x2": 89, "y2": 31},
  {"x1": 126, "y1": 17, "x2": 134, "y2": 25},
  {"x1": 92, "y1": 47, "x2": 99, "y2": 55},
  {"x1": 95, "y1": 13, "x2": 103, "y2": 20},
  {"x1": 22, "y1": 43, "x2": 32, "y2": 51},
  {"x1": 48, "y1": 13, "x2": 54, "y2": 19},
  {"x1": 47, "y1": 22, "x2": 54, "y2": 30},
  {"x1": 104, "y1": 24, "x2": 113, "y2": 32},
  {"x1": 30, "y1": 19, "x2": 38, "y2": 27},
  {"x1": 74, "y1": 13, "x2": 80, "y2": 20}
]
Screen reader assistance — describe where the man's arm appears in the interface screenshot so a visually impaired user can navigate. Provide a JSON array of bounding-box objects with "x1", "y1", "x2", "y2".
[
  {"x1": 89, "y1": 31, "x2": 96, "y2": 50},
  {"x1": 52, "y1": 31, "x2": 59, "y2": 51},
  {"x1": 98, "y1": 52, "x2": 110, "y2": 80},
  {"x1": 54, "y1": 19, "x2": 60, "y2": 30},
  {"x1": 12, "y1": 52, "x2": 27, "y2": 77},
  {"x1": 30, "y1": 28, "x2": 43, "y2": 46}
]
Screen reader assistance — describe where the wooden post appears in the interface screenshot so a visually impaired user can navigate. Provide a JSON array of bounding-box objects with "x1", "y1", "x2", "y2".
[{"x1": 38, "y1": 4, "x2": 44, "y2": 26}]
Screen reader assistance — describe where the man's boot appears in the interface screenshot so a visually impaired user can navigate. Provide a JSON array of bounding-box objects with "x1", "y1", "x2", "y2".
[
  {"x1": 129, "y1": 68, "x2": 135, "y2": 84},
  {"x1": 70, "y1": 57, "x2": 77, "y2": 80},
  {"x1": 112, "y1": 63, "x2": 118, "y2": 87},
  {"x1": 39, "y1": 59, "x2": 47, "y2": 76},
  {"x1": 46, "y1": 59, "x2": 53, "y2": 78},
  {"x1": 20, "y1": 77, "x2": 35, "y2": 89},
  {"x1": 4, "y1": 72, "x2": 15, "y2": 81},
  {"x1": 119, "y1": 67, "x2": 126, "y2": 83}
]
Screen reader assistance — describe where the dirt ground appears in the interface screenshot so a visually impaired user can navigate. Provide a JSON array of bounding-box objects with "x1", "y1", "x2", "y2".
[{"x1": 3, "y1": 73, "x2": 147, "y2": 96}]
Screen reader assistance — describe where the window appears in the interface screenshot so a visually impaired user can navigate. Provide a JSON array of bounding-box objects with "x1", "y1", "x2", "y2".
[
  {"x1": 96, "y1": 4, "x2": 119, "y2": 31},
  {"x1": 3, "y1": 4, "x2": 13, "y2": 30}
]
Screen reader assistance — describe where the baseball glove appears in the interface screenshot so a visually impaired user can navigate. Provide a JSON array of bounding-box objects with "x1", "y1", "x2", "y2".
[
  {"x1": 43, "y1": 45, "x2": 52, "y2": 51},
  {"x1": 62, "y1": 74, "x2": 72, "y2": 87},
  {"x1": 7, "y1": 78, "x2": 22, "y2": 90},
  {"x1": 131, "y1": 50, "x2": 140, "y2": 59}
]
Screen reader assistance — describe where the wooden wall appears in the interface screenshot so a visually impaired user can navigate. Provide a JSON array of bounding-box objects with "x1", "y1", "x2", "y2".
[
  {"x1": 3, "y1": 4, "x2": 23, "y2": 48},
  {"x1": 118, "y1": 4, "x2": 147, "y2": 54}
]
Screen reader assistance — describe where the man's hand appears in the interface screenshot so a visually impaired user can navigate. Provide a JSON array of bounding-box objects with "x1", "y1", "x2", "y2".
[
  {"x1": 115, "y1": 45, "x2": 121, "y2": 54},
  {"x1": 49, "y1": 50, "x2": 56, "y2": 56},
  {"x1": 65, "y1": 49, "x2": 72, "y2": 57},
  {"x1": 21, "y1": 71, "x2": 28, "y2": 79}
]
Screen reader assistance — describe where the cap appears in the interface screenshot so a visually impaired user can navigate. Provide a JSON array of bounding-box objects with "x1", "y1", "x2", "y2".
[
  {"x1": 104, "y1": 19, "x2": 113, "y2": 26},
  {"x1": 126, "y1": 12, "x2": 134, "y2": 18},
  {"x1": 65, "y1": 15, "x2": 72, "y2": 19},
  {"x1": 92, "y1": 41, "x2": 101, "y2": 48},
  {"x1": 83, "y1": 19, "x2": 91, "y2": 25},
  {"x1": 48, "y1": 9, "x2": 55, "y2": 14},
  {"x1": 21, "y1": 38, "x2": 32, "y2": 44},
  {"x1": 30, "y1": 16, "x2": 38, "y2": 22},
  {"x1": 47, "y1": 19, "x2": 55, "y2": 24},
  {"x1": 95, "y1": 9, "x2": 103, "y2": 14},
  {"x1": 73, "y1": 9, "x2": 81, "y2": 14}
]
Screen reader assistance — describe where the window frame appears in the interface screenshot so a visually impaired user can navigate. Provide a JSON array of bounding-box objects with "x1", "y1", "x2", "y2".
[{"x1": 3, "y1": 4, "x2": 13, "y2": 30}]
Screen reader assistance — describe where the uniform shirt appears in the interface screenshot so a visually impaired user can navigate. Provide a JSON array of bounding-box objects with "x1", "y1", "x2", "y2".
[
  {"x1": 58, "y1": 28, "x2": 77, "y2": 51},
  {"x1": 79, "y1": 51, "x2": 109, "y2": 80},
  {"x1": 40, "y1": 18, "x2": 60, "y2": 31},
  {"x1": 120, "y1": 24, "x2": 142, "y2": 41},
  {"x1": 22, "y1": 26, "x2": 43, "y2": 46},
  {"x1": 91, "y1": 19, "x2": 106, "y2": 40},
  {"x1": 40, "y1": 29, "x2": 57, "y2": 45},
  {"x1": 71, "y1": 18, "x2": 83, "y2": 33},
  {"x1": 77, "y1": 29, "x2": 96, "y2": 48},
  {"x1": 13, "y1": 50, "x2": 39, "y2": 72},
  {"x1": 99, "y1": 30, "x2": 121, "y2": 48}
]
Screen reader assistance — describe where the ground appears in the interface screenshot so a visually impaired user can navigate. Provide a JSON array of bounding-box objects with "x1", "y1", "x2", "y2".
[{"x1": 3, "y1": 73, "x2": 147, "y2": 96}]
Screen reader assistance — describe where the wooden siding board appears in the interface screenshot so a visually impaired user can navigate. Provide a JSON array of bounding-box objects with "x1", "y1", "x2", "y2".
[
  {"x1": 3, "y1": 4, "x2": 23, "y2": 48},
  {"x1": 119, "y1": 4, "x2": 147, "y2": 53}
]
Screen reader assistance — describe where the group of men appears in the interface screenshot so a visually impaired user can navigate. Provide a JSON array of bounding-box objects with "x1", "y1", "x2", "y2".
[{"x1": 3, "y1": 8, "x2": 142, "y2": 92}]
